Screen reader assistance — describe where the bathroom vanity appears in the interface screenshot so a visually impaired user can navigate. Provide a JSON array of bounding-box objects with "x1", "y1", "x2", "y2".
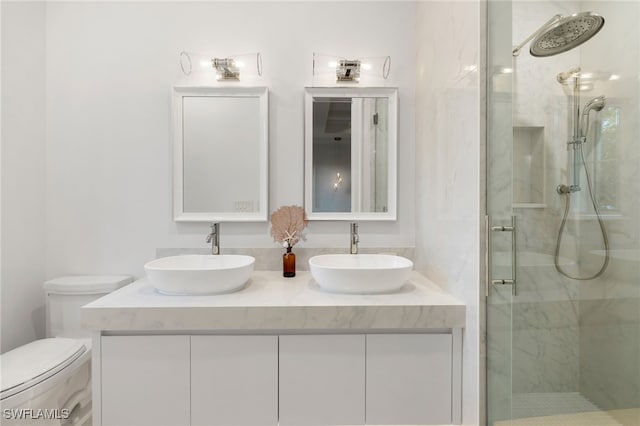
[{"x1": 82, "y1": 271, "x2": 465, "y2": 426}]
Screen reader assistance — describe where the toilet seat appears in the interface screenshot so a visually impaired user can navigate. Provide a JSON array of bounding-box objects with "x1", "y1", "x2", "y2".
[{"x1": 0, "y1": 338, "x2": 87, "y2": 401}]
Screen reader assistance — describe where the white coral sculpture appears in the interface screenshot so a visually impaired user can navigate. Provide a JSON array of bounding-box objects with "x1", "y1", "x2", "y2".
[{"x1": 270, "y1": 205, "x2": 308, "y2": 248}]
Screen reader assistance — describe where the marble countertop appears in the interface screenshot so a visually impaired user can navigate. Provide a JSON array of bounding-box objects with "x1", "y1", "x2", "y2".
[{"x1": 81, "y1": 271, "x2": 465, "y2": 332}]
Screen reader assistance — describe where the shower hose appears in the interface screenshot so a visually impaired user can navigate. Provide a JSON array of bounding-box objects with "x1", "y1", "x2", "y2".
[{"x1": 554, "y1": 145, "x2": 610, "y2": 280}]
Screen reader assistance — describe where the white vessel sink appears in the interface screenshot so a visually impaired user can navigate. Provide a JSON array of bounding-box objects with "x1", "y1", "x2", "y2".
[
  {"x1": 144, "y1": 255, "x2": 255, "y2": 295},
  {"x1": 309, "y1": 254, "x2": 413, "y2": 294}
]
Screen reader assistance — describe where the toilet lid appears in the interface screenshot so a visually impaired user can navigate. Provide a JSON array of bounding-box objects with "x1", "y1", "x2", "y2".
[
  {"x1": 0, "y1": 338, "x2": 86, "y2": 400},
  {"x1": 44, "y1": 275, "x2": 132, "y2": 294}
]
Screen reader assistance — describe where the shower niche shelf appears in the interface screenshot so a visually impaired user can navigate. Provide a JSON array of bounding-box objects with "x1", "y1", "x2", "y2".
[{"x1": 513, "y1": 126, "x2": 546, "y2": 208}]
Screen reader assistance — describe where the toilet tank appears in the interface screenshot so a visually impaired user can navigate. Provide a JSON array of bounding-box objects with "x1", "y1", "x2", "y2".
[{"x1": 44, "y1": 276, "x2": 132, "y2": 339}]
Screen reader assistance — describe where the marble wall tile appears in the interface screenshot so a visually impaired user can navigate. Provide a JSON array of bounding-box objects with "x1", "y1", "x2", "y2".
[
  {"x1": 485, "y1": 0, "x2": 582, "y2": 408},
  {"x1": 506, "y1": 0, "x2": 619, "y2": 403},
  {"x1": 578, "y1": 0, "x2": 640, "y2": 411},
  {"x1": 580, "y1": 297, "x2": 640, "y2": 410},
  {"x1": 487, "y1": 286, "x2": 514, "y2": 424},
  {"x1": 512, "y1": 300, "x2": 579, "y2": 393},
  {"x1": 415, "y1": 2, "x2": 481, "y2": 423}
]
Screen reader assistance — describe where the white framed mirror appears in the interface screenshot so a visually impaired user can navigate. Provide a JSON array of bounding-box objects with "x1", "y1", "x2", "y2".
[
  {"x1": 172, "y1": 86, "x2": 268, "y2": 222},
  {"x1": 304, "y1": 87, "x2": 398, "y2": 221}
]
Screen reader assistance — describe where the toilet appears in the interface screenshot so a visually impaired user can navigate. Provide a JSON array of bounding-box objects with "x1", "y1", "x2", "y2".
[{"x1": 0, "y1": 275, "x2": 132, "y2": 425}]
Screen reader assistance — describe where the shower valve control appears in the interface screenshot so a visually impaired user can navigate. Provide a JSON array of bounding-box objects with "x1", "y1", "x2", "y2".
[{"x1": 557, "y1": 184, "x2": 579, "y2": 194}]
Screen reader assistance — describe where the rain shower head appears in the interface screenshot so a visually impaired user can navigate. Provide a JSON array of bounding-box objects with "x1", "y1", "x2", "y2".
[
  {"x1": 513, "y1": 12, "x2": 605, "y2": 57},
  {"x1": 531, "y1": 12, "x2": 605, "y2": 57}
]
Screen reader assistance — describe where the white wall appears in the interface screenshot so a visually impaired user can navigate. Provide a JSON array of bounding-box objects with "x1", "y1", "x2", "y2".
[
  {"x1": 43, "y1": 1, "x2": 416, "y2": 280},
  {"x1": 415, "y1": 1, "x2": 480, "y2": 424},
  {"x1": 1, "y1": 2, "x2": 47, "y2": 352},
  {"x1": 0, "y1": 1, "x2": 416, "y2": 351}
]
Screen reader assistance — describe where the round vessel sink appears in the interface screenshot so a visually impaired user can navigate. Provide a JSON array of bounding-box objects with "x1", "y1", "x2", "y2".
[
  {"x1": 309, "y1": 254, "x2": 413, "y2": 294},
  {"x1": 144, "y1": 254, "x2": 254, "y2": 295}
]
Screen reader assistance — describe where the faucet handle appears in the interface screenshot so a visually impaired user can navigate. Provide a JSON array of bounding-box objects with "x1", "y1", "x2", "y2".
[
  {"x1": 209, "y1": 223, "x2": 220, "y2": 236},
  {"x1": 350, "y1": 222, "x2": 359, "y2": 254},
  {"x1": 206, "y1": 223, "x2": 219, "y2": 243}
]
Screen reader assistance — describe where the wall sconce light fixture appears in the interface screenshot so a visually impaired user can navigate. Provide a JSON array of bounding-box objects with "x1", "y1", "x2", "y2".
[
  {"x1": 212, "y1": 58, "x2": 240, "y2": 81},
  {"x1": 180, "y1": 51, "x2": 263, "y2": 81},
  {"x1": 314, "y1": 52, "x2": 390, "y2": 86},
  {"x1": 336, "y1": 60, "x2": 361, "y2": 82}
]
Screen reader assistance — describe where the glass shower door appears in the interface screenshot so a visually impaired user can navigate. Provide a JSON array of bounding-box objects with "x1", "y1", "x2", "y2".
[{"x1": 486, "y1": 1, "x2": 640, "y2": 425}]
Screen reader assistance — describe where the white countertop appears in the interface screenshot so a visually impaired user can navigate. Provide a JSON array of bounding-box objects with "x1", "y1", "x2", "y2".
[{"x1": 81, "y1": 271, "x2": 465, "y2": 332}]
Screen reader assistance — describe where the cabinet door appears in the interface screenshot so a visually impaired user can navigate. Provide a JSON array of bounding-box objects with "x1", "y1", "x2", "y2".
[
  {"x1": 366, "y1": 333, "x2": 453, "y2": 425},
  {"x1": 191, "y1": 335, "x2": 278, "y2": 426},
  {"x1": 101, "y1": 335, "x2": 190, "y2": 426},
  {"x1": 279, "y1": 335, "x2": 365, "y2": 426}
]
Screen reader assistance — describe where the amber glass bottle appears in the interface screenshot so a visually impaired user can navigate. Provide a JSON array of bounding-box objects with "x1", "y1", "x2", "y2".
[{"x1": 283, "y1": 247, "x2": 296, "y2": 277}]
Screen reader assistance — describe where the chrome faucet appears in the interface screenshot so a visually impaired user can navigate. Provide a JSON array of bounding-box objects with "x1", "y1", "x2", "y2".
[
  {"x1": 206, "y1": 223, "x2": 220, "y2": 255},
  {"x1": 350, "y1": 222, "x2": 359, "y2": 254}
]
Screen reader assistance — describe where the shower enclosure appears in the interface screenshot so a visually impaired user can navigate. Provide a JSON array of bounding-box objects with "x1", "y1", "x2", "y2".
[{"x1": 486, "y1": 1, "x2": 640, "y2": 424}]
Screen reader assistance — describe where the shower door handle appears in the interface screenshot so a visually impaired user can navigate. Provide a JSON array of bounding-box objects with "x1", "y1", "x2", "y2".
[{"x1": 485, "y1": 215, "x2": 518, "y2": 296}]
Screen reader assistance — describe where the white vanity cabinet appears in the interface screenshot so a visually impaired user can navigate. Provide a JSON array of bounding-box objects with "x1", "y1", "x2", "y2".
[
  {"x1": 99, "y1": 335, "x2": 278, "y2": 426},
  {"x1": 84, "y1": 273, "x2": 466, "y2": 426},
  {"x1": 279, "y1": 335, "x2": 366, "y2": 425},
  {"x1": 366, "y1": 334, "x2": 453, "y2": 425},
  {"x1": 97, "y1": 332, "x2": 459, "y2": 426},
  {"x1": 191, "y1": 335, "x2": 278, "y2": 426},
  {"x1": 279, "y1": 334, "x2": 455, "y2": 426},
  {"x1": 101, "y1": 335, "x2": 190, "y2": 426}
]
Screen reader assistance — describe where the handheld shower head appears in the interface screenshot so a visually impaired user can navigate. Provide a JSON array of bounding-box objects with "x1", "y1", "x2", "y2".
[
  {"x1": 580, "y1": 95, "x2": 606, "y2": 138},
  {"x1": 583, "y1": 95, "x2": 606, "y2": 114}
]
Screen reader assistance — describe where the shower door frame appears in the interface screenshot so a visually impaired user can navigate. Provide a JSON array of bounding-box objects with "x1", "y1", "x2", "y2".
[{"x1": 484, "y1": 0, "x2": 518, "y2": 423}]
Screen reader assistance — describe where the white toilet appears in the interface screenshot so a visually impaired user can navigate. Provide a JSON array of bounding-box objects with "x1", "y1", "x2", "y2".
[{"x1": 0, "y1": 275, "x2": 132, "y2": 425}]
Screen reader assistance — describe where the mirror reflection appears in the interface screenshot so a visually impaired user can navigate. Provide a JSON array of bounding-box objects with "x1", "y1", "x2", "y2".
[
  {"x1": 312, "y1": 97, "x2": 389, "y2": 213},
  {"x1": 305, "y1": 88, "x2": 397, "y2": 221},
  {"x1": 183, "y1": 96, "x2": 260, "y2": 212},
  {"x1": 173, "y1": 87, "x2": 268, "y2": 222}
]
